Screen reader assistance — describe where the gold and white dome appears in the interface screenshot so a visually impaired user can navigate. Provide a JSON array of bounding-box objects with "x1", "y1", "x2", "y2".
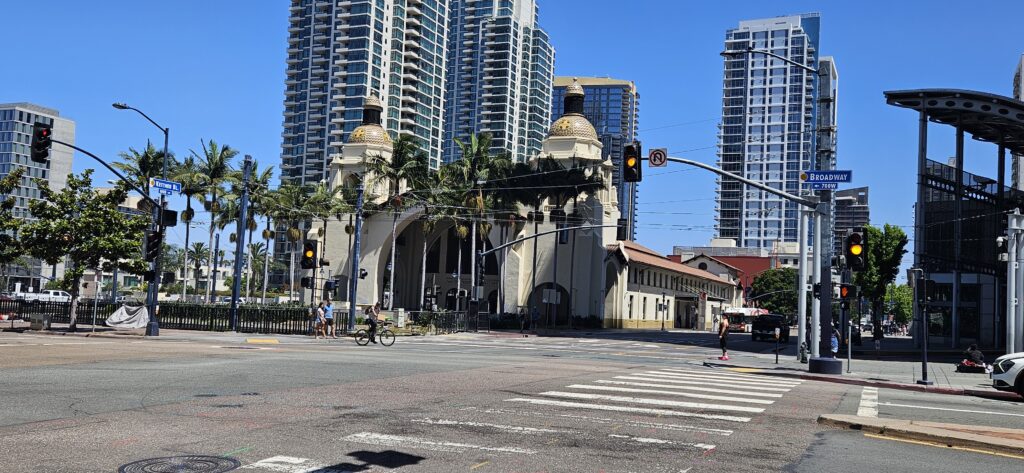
[
  {"x1": 348, "y1": 94, "x2": 392, "y2": 146},
  {"x1": 547, "y1": 78, "x2": 599, "y2": 142}
]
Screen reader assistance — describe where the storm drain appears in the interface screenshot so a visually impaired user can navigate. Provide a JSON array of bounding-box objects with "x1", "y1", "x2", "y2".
[{"x1": 118, "y1": 455, "x2": 240, "y2": 473}]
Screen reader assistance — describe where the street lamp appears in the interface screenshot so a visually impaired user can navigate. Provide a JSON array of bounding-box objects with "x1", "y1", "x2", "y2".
[
  {"x1": 112, "y1": 102, "x2": 170, "y2": 337},
  {"x1": 718, "y1": 46, "x2": 837, "y2": 373}
]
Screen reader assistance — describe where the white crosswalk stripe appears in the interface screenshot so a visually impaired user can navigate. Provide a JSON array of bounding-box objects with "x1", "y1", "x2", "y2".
[
  {"x1": 597, "y1": 379, "x2": 784, "y2": 398},
  {"x1": 615, "y1": 374, "x2": 793, "y2": 392},
  {"x1": 536, "y1": 391, "x2": 766, "y2": 413},
  {"x1": 565, "y1": 384, "x2": 776, "y2": 404},
  {"x1": 505, "y1": 397, "x2": 753, "y2": 422},
  {"x1": 647, "y1": 369, "x2": 802, "y2": 386},
  {"x1": 639, "y1": 371, "x2": 800, "y2": 388}
]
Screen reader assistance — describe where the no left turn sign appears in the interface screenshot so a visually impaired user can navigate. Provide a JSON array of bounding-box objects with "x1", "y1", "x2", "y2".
[{"x1": 649, "y1": 148, "x2": 667, "y2": 167}]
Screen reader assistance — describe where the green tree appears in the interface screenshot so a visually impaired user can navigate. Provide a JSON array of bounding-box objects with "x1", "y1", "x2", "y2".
[
  {"x1": 367, "y1": 134, "x2": 428, "y2": 309},
  {"x1": 885, "y1": 283, "x2": 914, "y2": 325},
  {"x1": 0, "y1": 167, "x2": 25, "y2": 291},
  {"x1": 186, "y1": 242, "x2": 209, "y2": 297},
  {"x1": 853, "y1": 224, "x2": 909, "y2": 322},
  {"x1": 750, "y1": 267, "x2": 799, "y2": 315},
  {"x1": 268, "y1": 184, "x2": 315, "y2": 300},
  {"x1": 171, "y1": 155, "x2": 206, "y2": 299},
  {"x1": 192, "y1": 139, "x2": 238, "y2": 302},
  {"x1": 114, "y1": 141, "x2": 178, "y2": 204},
  {"x1": 20, "y1": 170, "x2": 148, "y2": 331}
]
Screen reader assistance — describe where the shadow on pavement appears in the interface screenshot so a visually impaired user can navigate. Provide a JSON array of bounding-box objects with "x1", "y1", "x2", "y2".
[{"x1": 316, "y1": 450, "x2": 425, "y2": 471}]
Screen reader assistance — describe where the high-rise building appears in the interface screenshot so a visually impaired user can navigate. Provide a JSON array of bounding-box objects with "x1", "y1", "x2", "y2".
[
  {"x1": 1013, "y1": 54, "x2": 1024, "y2": 190},
  {"x1": 552, "y1": 77, "x2": 640, "y2": 239},
  {"x1": 443, "y1": 0, "x2": 554, "y2": 164},
  {"x1": 0, "y1": 102, "x2": 74, "y2": 291},
  {"x1": 833, "y1": 186, "x2": 869, "y2": 254},
  {"x1": 281, "y1": 0, "x2": 450, "y2": 183},
  {"x1": 715, "y1": 13, "x2": 836, "y2": 249}
]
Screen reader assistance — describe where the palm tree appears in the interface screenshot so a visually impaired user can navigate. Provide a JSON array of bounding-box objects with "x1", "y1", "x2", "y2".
[
  {"x1": 114, "y1": 141, "x2": 179, "y2": 198},
  {"x1": 269, "y1": 184, "x2": 314, "y2": 301},
  {"x1": 172, "y1": 156, "x2": 207, "y2": 300},
  {"x1": 451, "y1": 133, "x2": 511, "y2": 312},
  {"x1": 247, "y1": 242, "x2": 268, "y2": 295},
  {"x1": 244, "y1": 162, "x2": 275, "y2": 300},
  {"x1": 192, "y1": 139, "x2": 238, "y2": 302},
  {"x1": 186, "y1": 242, "x2": 209, "y2": 298},
  {"x1": 366, "y1": 134, "x2": 428, "y2": 309}
]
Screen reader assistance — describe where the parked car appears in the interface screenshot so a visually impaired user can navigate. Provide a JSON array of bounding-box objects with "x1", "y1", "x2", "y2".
[
  {"x1": 751, "y1": 314, "x2": 791, "y2": 343},
  {"x1": 991, "y1": 351, "x2": 1024, "y2": 398},
  {"x1": 15, "y1": 290, "x2": 72, "y2": 303}
]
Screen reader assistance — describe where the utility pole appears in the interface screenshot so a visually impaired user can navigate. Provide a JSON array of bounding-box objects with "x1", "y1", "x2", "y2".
[
  {"x1": 229, "y1": 155, "x2": 253, "y2": 331},
  {"x1": 347, "y1": 181, "x2": 365, "y2": 334}
]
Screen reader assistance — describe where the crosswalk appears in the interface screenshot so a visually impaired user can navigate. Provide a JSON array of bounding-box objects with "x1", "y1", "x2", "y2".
[{"x1": 237, "y1": 365, "x2": 801, "y2": 472}]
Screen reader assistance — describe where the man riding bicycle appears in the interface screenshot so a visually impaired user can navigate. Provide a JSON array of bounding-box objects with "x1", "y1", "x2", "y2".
[{"x1": 364, "y1": 302, "x2": 381, "y2": 344}]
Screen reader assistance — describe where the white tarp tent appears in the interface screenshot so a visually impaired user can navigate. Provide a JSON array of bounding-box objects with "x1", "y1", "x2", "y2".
[{"x1": 105, "y1": 305, "x2": 149, "y2": 329}]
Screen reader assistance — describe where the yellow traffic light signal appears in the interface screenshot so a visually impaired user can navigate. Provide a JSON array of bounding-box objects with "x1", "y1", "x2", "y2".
[{"x1": 623, "y1": 141, "x2": 642, "y2": 183}]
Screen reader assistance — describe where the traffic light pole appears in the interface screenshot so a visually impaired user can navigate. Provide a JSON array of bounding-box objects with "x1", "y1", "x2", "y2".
[
  {"x1": 146, "y1": 127, "x2": 169, "y2": 336},
  {"x1": 347, "y1": 182, "x2": 365, "y2": 334},
  {"x1": 229, "y1": 155, "x2": 253, "y2": 331}
]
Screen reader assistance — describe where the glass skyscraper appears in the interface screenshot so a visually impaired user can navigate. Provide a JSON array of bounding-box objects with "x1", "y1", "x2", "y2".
[
  {"x1": 715, "y1": 13, "x2": 835, "y2": 249},
  {"x1": 551, "y1": 77, "x2": 640, "y2": 239},
  {"x1": 282, "y1": 0, "x2": 450, "y2": 181},
  {"x1": 442, "y1": 0, "x2": 554, "y2": 163}
]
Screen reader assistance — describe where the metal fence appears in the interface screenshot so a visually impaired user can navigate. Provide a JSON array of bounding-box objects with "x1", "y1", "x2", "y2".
[{"x1": 0, "y1": 299, "x2": 120, "y2": 327}]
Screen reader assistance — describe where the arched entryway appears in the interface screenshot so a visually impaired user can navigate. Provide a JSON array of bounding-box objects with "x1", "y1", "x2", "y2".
[{"x1": 529, "y1": 283, "x2": 569, "y2": 327}]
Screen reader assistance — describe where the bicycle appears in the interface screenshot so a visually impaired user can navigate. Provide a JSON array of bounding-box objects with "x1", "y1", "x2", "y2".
[{"x1": 355, "y1": 320, "x2": 395, "y2": 346}]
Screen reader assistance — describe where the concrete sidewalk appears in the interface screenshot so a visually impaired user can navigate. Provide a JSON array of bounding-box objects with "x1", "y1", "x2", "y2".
[
  {"x1": 819, "y1": 414, "x2": 1024, "y2": 458},
  {"x1": 703, "y1": 353, "x2": 1022, "y2": 401}
]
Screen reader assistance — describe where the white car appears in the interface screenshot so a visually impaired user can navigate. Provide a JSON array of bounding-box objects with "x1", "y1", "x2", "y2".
[{"x1": 991, "y1": 351, "x2": 1024, "y2": 398}]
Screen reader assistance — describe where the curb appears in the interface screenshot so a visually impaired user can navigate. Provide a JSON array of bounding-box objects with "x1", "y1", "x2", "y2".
[
  {"x1": 818, "y1": 414, "x2": 1024, "y2": 458},
  {"x1": 703, "y1": 361, "x2": 1022, "y2": 402}
]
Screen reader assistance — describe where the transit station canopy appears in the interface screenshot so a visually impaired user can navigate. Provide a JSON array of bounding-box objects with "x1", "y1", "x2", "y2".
[{"x1": 884, "y1": 89, "x2": 1024, "y2": 155}]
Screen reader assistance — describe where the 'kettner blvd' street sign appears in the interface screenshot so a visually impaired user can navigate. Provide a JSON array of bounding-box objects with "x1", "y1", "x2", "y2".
[{"x1": 800, "y1": 170, "x2": 851, "y2": 190}]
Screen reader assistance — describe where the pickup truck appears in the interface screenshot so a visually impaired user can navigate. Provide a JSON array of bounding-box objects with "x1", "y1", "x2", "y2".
[
  {"x1": 15, "y1": 290, "x2": 72, "y2": 303},
  {"x1": 751, "y1": 314, "x2": 791, "y2": 343}
]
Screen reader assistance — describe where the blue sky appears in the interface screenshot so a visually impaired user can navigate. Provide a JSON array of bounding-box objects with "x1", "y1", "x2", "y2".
[{"x1": 4, "y1": 1, "x2": 1024, "y2": 270}]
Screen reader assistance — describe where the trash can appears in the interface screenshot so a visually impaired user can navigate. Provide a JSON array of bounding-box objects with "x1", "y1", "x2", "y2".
[{"x1": 29, "y1": 313, "x2": 50, "y2": 331}]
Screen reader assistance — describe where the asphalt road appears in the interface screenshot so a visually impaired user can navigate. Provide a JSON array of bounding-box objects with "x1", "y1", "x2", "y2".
[{"x1": 0, "y1": 330, "x2": 1019, "y2": 472}]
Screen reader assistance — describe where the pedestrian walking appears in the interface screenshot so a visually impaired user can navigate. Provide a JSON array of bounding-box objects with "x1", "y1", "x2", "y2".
[
  {"x1": 313, "y1": 301, "x2": 326, "y2": 339},
  {"x1": 323, "y1": 299, "x2": 336, "y2": 338},
  {"x1": 830, "y1": 326, "x2": 840, "y2": 357},
  {"x1": 872, "y1": 321, "x2": 884, "y2": 350},
  {"x1": 718, "y1": 317, "x2": 730, "y2": 360}
]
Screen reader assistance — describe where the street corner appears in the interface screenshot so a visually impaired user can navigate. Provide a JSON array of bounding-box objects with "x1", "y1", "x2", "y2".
[{"x1": 817, "y1": 414, "x2": 1024, "y2": 459}]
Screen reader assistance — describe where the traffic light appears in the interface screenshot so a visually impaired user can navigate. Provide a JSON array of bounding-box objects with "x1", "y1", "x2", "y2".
[
  {"x1": 845, "y1": 227, "x2": 867, "y2": 271},
  {"x1": 813, "y1": 282, "x2": 821, "y2": 299},
  {"x1": 616, "y1": 218, "x2": 628, "y2": 241},
  {"x1": 145, "y1": 230, "x2": 163, "y2": 262},
  {"x1": 300, "y1": 276, "x2": 312, "y2": 289},
  {"x1": 31, "y1": 122, "x2": 53, "y2": 163},
  {"x1": 839, "y1": 283, "x2": 858, "y2": 300},
  {"x1": 300, "y1": 240, "x2": 317, "y2": 269},
  {"x1": 623, "y1": 141, "x2": 642, "y2": 183}
]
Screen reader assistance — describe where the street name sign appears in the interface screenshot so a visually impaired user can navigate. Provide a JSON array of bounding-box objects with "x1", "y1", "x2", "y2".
[
  {"x1": 800, "y1": 170, "x2": 852, "y2": 184},
  {"x1": 808, "y1": 182, "x2": 840, "y2": 190},
  {"x1": 648, "y1": 148, "x2": 668, "y2": 167},
  {"x1": 149, "y1": 178, "x2": 181, "y2": 193},
  {"x1": 157, "y1": 188, "x2": 174, "y2": 196}
]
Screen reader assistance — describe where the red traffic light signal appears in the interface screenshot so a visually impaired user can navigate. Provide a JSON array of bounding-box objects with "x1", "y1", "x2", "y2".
[
  {"x1": 839, "y1": 283, "x2": 857, "y2": 300},
  {"x1": 31, "y1": 122, "x2": 53, "y2": 163}
]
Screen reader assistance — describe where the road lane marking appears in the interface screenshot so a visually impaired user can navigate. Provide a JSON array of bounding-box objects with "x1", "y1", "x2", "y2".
[
  {"x1": 461, "y1": 407, "x2": 734, "y2": 436},
  {"x1": 470, "y1": 461, "x2": 490, "y2": 470},
  {"x1": 239, "y1": 456, "x2": 340, "y2": 472},
  {"x1": 878, "y1": 402, "x2": 1024, "y2": 418},
  {"x1": 537, "y1": 391, "x2": 765, "y2": 413},
  {"x1": 863, "y1": 433, "x2": 1024, "y2": 460},
  {"x1": 652, "y1": 369, "x2": 802, "y2": 386},
  {"x1": 642, "y1": 371, "x2": 800, "y2": 388},
  {"x1": 597, "y1": 379, "x2": 783, "y2": 398},
  {"x1": 566, "y1": 384, "x2": 775, "y2": 405},
  {"x1": 660, "y1": 367, "x2": 795, "y2": 382},
  {"x1": 246, "y1": 338, "x2": 280, "y2": 344},
  {"x1": 725, "y1": 367, "x2": 764, "y2": 373},
  {"x1": 411, "y1": 418, "x2": 570, "y2": 434},
  {"x1": 857, "y1": 387, "x2": 879, "y2": 417},
  {"x1": 505, "y1": 397, "x2": 751, "y2": 422},
  {"x1": 342, "y1": 432, "x2": 536, "y2": 454},
  {"x1": 607, "y1": 433, "x2": 716, "y2": 451},
  {"x1": 621, "y1": 375, "x2": 792, "y2": 392}
]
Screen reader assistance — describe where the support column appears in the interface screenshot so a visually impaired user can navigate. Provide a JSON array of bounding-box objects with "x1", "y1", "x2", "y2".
[
  {"x1": 811, "y1": 212, "x2": 822, "y2": 358},
  {"x1": 1009, "y1": 226, "x2": 1018, "y2": 354},
  {"x1": 797, "y1": 208, "x2": 809, "y2": 360},
  {"x1": 952, "y1": 121, "x2": 964, "y2": 348},
  {"x1": 913, "y1": 106, "x2": 928, "y2": 349}
]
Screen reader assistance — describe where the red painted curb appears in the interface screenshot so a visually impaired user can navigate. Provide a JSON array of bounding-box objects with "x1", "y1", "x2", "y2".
[{"x1": 704, "y1": 362, "x2": 1022, "y2": 401}]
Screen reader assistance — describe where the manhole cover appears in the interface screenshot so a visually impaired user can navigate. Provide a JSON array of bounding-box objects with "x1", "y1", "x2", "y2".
[{"x1": 118, "y1": 455, "x2": 240, "y2": 473}]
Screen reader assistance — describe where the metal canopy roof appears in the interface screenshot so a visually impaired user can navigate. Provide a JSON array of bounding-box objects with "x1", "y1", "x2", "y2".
[{"x1": 884, "y1": 89, "x2": 1024, "y2": 155}]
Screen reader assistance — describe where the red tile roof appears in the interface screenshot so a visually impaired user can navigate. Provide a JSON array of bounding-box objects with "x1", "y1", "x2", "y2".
[{"x1": 609, "y1": 241, "x2": 727, "y2": 282}]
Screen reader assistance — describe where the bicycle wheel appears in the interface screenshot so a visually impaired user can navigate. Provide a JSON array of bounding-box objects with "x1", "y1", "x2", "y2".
[
  {"x1": 379, "y1": 329, "x2": 395, "y2": 346},
  {"x1": 354, "y1": 329, "x2": 370, "y2": 346}
]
